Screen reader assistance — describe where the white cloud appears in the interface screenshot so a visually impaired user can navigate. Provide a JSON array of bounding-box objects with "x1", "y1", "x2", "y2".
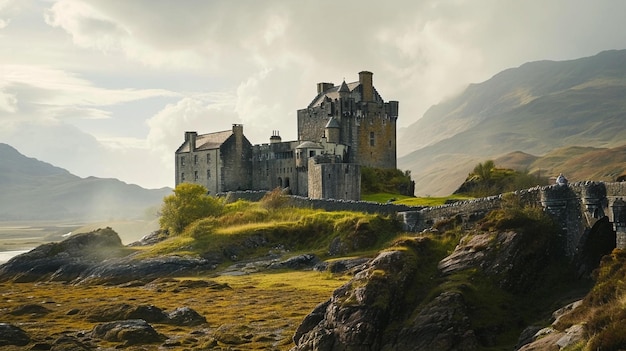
[
  {"x1": 146, "y1": 94, "x2": 240, "y2": 167},
  {"x1": 0, "y1": 91, "x2": 17, "y2": 113}
]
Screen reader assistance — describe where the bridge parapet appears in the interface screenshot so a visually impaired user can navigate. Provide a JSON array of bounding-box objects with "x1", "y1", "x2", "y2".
[{"x1": 399, "y1": 181, "x2": 626, "y2": 255}]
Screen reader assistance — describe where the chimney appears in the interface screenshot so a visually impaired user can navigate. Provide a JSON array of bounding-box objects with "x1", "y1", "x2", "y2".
[
  {"x1": 232, "y1": 124, "x2": 243, "y2": 139},
  {"x1": 185, "y1": 131, "x2": 197, "y2": 151},
  {"x1": 270, "y1": 130, "x2": 282, "y2": 144},
  {"x1": 359, "y1": 71, "x2": 373, "y2": 102},
  {"x1": 317, "y1": 82, "x2": 335, "y2": 94}
]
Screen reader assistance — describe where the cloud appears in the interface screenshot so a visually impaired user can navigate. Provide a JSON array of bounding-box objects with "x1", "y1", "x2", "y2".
[
  {"x1": 3, "y1": 0, "x2": 626, "y2": 191},
  {"x1": 146, "y1": 94, "x2": 240, "y2": 166},
  {"x1": 0, "y1": 65, "x2": 177, "y2": 122}
]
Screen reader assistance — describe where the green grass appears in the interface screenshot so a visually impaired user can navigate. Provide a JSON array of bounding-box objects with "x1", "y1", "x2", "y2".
[
  {"x1": 362, "y1": 193, "x2": 473, "y2": 206},
  {"x1": 143, "y1": 199, "x2": 403, "y2": 261}
]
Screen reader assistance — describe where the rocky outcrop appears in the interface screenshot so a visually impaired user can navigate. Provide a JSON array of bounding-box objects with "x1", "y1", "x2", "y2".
[
  {"x1": 0, "y1": 227, "x2": 125, "y2": 283},
  {"x1": 90, "y1": 319, "x2": 165, "y2": 346},
  {"x1": 292, "y1": 237, "x2": 434, "y2": 350},
  {"x1": 0, "y1": 323, "x2": 30, "y2": 347},
  {"x1": 0, "y1": 228, "x2": 216, "y2": 285},
  {"x1": 292, "y1": 220, "x2": 569, "y2": 351}
]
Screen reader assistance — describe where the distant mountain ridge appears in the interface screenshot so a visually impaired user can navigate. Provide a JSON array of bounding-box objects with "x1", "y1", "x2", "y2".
[
  {"x1": 0, "y1": 143, "x2": 171, "y2": 221},
  {"x1": 398, "y1": 49, "x2": 626, "y2": 196},
  {"x1": 496, "y1": 145, "x2": 626, "y2": 182}
]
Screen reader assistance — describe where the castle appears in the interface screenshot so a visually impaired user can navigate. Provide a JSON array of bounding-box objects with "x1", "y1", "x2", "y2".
[{"x1": 175, "y1": 71, "x2": 399, "y2": 200}]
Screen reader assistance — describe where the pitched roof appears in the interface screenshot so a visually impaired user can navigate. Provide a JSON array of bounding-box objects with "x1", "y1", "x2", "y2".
[
  {"x1": 325, "y1": 117, "x2": 340, "y2": 129},
  {"x1": 307, "y1": 81, "x2": 383, "y2": 108},
  {"x1": 308, "y1": 81, "x2": 359, "y2": 108},
  {"x1": 176, "y1": 130, "x2": 233, "y2": 153}
]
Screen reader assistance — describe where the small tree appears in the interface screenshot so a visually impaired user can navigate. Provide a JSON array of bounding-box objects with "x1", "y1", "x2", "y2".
[{"x1": 159, "y1": 183, "x2": 223, "y2": 235}]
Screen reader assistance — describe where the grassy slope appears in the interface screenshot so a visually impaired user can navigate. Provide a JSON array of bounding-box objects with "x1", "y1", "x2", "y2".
[{"x1": 496, "y1": 144, "x2": 626, "y2": 182}]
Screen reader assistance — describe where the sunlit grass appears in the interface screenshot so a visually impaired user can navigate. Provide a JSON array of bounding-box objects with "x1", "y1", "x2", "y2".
[
  {"x1": 361, "y1": 193, "x2": 473, "y2": 206},
  {"x1": 0, "y1": 269, "x2": 349, "y2": 350}
]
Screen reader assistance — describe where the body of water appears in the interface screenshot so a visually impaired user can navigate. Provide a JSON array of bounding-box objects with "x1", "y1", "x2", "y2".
[{"x1": 0, "y1": 249, "x2": 31, "y2": 264}]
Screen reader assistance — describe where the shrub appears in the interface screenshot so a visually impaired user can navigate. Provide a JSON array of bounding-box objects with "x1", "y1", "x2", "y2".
[
  {"x1": 260, "y1": 187, "x2": 289, "y2": 209},
  {"x1": 159, "y1": 183, "x2": 224, "y2": 235}
]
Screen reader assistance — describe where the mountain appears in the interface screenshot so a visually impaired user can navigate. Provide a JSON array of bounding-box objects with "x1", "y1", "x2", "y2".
[
  {"x1": 496, "y1": 144, "x2": 626, "y2": 182},
  {"x1": 399, "y1": 49, "x2": 626, "y2": 196},
  {"x1": 0, "y1": 143, "x2": 171, "y2": 221}
]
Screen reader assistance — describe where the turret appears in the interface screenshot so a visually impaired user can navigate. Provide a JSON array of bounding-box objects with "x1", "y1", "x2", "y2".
[{"x1": 325, "y1": 117, "x2": 340, "y2": 144}]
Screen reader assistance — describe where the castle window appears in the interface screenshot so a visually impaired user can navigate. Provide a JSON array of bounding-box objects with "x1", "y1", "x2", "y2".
[
  {"x1": 181, "y1": 156, "x2": 186, "y2": 166},
  {"x1": 194, "y1": 171, "x2": 198, "y2": 181},
  {"x1": 310, "y1": 150, "x2": 316, "y2": 157},
  {"x1": 207, "y1": 169, "x2": 211, "y2": 178},
  {"x1": 181, "y1": 173, "x2": 185, "y2": 181},
  {"x1": 370, "y1": 132, "x2": 375, "y2": 146},
  {"x1": 194, "y1": 155, "x2": 198, "y2": 164},
  {"x1": 207, "y1": 154, "x2": 211, "y2": 163},
  {"x1": 389, "y1": 140, "x2": 392, "y2": 148}
]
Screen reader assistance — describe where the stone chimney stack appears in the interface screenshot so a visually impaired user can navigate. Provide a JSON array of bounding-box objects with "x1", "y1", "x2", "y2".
[
  {"x1": 232, "y1": 124, "x2": 243, "y2": 139},
  {"x1": 317, "y1": 82, "x2": 335, "y2": 94},
  {"x1": 359, "y1": 71, "x2": 373, "y2": 102},
  {"x1": 270, "y1": 130, "x2": 282, "y2": 144},
  {"x1": 185, "y1": 131, "x2": 197, "y2": 151}
]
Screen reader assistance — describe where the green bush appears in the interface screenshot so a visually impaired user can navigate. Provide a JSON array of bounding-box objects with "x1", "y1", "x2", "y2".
[
  {"x1": 159, "y1": 183, "x2": 224, "y2": 235},
  {"x1": 454, "y1": 160, "x2": 548, "y2": 197},
  {"x1": 361, "y1": 167, "x2": 414, "y2": 196}
]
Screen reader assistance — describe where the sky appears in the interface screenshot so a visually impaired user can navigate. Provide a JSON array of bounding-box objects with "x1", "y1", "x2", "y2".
[{"x1": 1, "y1": 0, "x2": 626, "y2": 189}]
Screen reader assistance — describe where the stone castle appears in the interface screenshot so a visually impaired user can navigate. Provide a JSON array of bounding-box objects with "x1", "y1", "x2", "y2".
[{"x1": 175, "y1": 71, "x2": 399, "y2": 200}]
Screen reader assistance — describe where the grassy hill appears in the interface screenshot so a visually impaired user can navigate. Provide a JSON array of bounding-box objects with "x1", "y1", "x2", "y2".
[
  {"x1": 496, "y1": 144, "x2": 626, "y2": 183},
  {"x1": 399, "y1": 49, "x2": 626, "y2": 195},
  {"x1": 0, "y1": 143, "x2": 171, "y2": 221}
]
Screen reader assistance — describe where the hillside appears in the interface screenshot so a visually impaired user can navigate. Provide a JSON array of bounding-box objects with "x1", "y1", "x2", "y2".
[
  {"x1": 1, "y1": 193, "x2": 621, "y2": 350},
  {"x1": 399, "y1": 49, "x2": 626, "y2": 195},
  {"x1": 496, "y1": 144, "x2": 626, "y2": 182},
  {"x1": 0, "y1": 143, "x2": 171, "y2": 221}
]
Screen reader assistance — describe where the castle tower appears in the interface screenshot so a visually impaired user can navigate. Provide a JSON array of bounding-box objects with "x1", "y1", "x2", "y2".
[
  {"x1": 325, "y1": 117, "x2": 340, "y2": 144},
  {"x1": 359, "y1": 71, "x2": 373, "y2": 102},
  {"x1": 296, "y1": 71, "x2": 398, "y2": 170},
  {"x1": 612, "y1": 198, "x2": 626, "y2": 249}
]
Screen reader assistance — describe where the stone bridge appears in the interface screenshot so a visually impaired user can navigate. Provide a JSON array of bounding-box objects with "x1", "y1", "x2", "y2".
[{"x1": 399, "y1": 182, "x2": 626, "y2": 256}]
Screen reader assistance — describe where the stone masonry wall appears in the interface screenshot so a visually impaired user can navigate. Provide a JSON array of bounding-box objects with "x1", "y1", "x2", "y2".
[{"x1": 219, "y1": 182, "x2": 626, "y2": 253}]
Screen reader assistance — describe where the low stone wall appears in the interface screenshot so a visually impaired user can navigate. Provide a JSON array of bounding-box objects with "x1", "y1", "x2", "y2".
[{"x1": 217, "y1": 190, "x2": 422, "y2": 215}]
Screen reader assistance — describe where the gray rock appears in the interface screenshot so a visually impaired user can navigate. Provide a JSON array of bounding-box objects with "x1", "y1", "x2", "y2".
[
  {"x1": 0, "y1": 227, "x2": 125, "y2": 283},
  {"x1": 82, "y1": 303, "x2": 168, "y2": 323},
  {"x1": 90, "y1": 319, "x2": 165, "y2": 345},
  {"x1": 166, "y1": 307, "x2": 207, "y2": 326},
  {"x1": 0, "y1": 323, "x2": 30, "y2": 346},
  {"x1": 269, "y1": 254, "x2": 318, "y2": 270}
]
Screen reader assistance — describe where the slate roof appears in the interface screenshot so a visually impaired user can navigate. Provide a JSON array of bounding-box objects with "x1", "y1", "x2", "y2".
[
  {"x1": 307, "y1": 81, "x2": 383, "y2": 108},
  {"x1": 325, "y1": 117, "x2": 340, "y2": 129},
  {"x1": 176, "y1": 130, "x2": 232, "y2": 153},
  {"x1": 296, "y1": 141, "x2": 323, "y2": 149}
]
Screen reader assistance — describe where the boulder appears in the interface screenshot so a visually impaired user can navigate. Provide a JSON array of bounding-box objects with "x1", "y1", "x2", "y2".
[
  {"x1": 269, "y1": 254, "x2": 318, "y2": 270},
  {"x1": 166, "y1": 307, "x2": 207, "y2": 326},
  {"x1": 82, "y1": 303, "x2": 168, "y2": 323},
  {"x1": 0, "y1": 228, "x2": 126, "y2": 283},
  {"x1": 90, "y1": 319, "x2": 165, "y2": 345},
  {"x1": 9, "y1": 303, "x2": 51, "y2": 316},
  {"x1": 0, "y1": 323, "x2": 30, "y2": 346}
]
